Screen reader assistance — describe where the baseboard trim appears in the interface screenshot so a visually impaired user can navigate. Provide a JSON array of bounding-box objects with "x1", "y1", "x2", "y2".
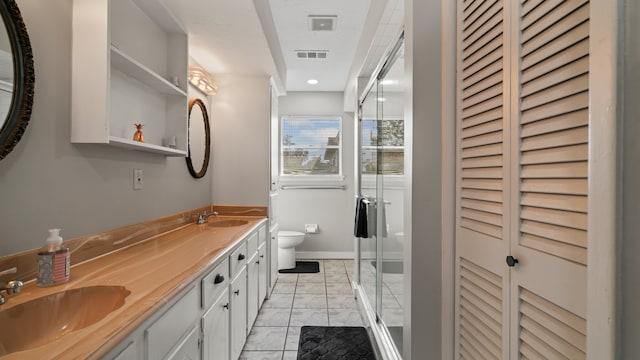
[{"x1": 295, "y1": 251, "x2": 355, "y2": 260}]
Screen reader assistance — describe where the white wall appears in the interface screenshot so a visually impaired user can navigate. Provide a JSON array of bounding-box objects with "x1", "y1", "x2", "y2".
[
  {"x1": 0, "y1": 1, "x2": 212, "y2": 257},
  {"x1": 210, "y1": 74, "x2": 270, "y2": 206},
  {"x1": 277, "y1": 92, "x2": 356, "y2": 257},
  {"x1": 622, "y1": 0, "x2": 639, "y2": 357},
  {"x1": 403, "y1": 0, "x2": 452, "y2": 358}
]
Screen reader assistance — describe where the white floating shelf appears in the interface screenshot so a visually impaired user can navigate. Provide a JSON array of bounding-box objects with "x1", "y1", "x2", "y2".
[
  {"x1": 110, "y1": 46, "x2": 187, "y2": 97},
  {"x1": 109, "y1": 136, "x2": 186, "y2": 156}
]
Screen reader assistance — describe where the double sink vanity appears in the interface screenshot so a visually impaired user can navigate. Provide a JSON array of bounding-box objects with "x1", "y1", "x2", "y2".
[{"x1": 0, "y1": 209, "x2": 271, "y2": 360}]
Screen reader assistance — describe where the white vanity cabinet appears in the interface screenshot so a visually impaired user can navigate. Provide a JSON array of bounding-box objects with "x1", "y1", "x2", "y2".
[
  {"x1": 71, "y1": 0, "x2": 188, "y2": 156},
  {"x1": 202, "y1": 288, "x2": 230, "y2": 360},
  {"x1": 111, "y1": 341, "x2": 137, "y2": 360},
  {"x1": 247, "y1": 225, "x2": 269, "y2": 330},
  {"x1": 103, "y1": 220, "x2": 272, "y2": 360},
  {"x1": 258, "y1": 242, "x2": 267, "y2": 305},
  {"x1": 145, "y1": 285, "x2": 200, "y2": 360},
  {"x1": 246, "y1": 250, "x2": 259, "y2": 330},
  {"x1": 165, "y1": 325, "x2": 201, "y2": 360},
  {"x1": 269, "y1": 223, "x2": 279, "y2": 293},
  {"x1": 230, "y1": 267, "x2": 247, "y2": 360}
]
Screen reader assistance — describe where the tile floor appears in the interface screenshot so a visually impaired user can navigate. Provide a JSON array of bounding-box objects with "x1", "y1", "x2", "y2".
[{"x1": 239, "y1": 259, "x2": 362, "y2": 360}]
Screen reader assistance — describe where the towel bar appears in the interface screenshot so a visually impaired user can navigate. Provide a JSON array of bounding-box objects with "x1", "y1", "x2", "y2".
[{"x1": 279, "y1": 184, "x2": 346, "y2": 190}]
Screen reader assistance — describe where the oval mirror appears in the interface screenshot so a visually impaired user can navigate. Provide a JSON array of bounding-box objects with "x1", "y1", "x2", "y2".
[
  {"x1": 186, "y1": 98, "x2": 210, "y2": 178},
  {"x1": 0, "y1": 0, "x2": 34, "y2": 160}
]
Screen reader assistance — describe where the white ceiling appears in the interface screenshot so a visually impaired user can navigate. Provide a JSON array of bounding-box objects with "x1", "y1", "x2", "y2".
[
  {"x1": 163, "y1": 0, "x2": 278, "y2": 76},
  {"x1": 162, "y1": 0, "x2": 402, "y2": 94},
  {"x1": 269, "y1": 0, "x2": 369, "y2": 92}
]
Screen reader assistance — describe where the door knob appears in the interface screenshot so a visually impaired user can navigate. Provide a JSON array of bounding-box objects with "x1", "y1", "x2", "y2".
[{"x1": 506, "y1": 256, "x2": 519, "y2": 267}]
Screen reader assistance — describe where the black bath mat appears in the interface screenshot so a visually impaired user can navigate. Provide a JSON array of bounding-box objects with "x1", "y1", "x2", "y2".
[
  {"x1": 279, "y1": 261, "x2": 320, "y2": 274},
  {"x1": 298, "y1": 326, "x2": 375, "y2": 360},
  {"x1": 371, "y1": 260, "x2": 403, "y2": 274}
]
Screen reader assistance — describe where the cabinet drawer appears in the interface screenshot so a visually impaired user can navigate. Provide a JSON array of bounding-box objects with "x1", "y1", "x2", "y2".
[
  {"x1": 202, "y1": 257, "x2": 230, "y2": 309},
  {"x1": 230, "y1": 242, "x2": 248, "y2": 278},
  {"x1": 247, "y1": 232, "x2": 258, "y2": 257},
  {"x1": 145, "y1": 285, "x2": 198, "y2": 360}
]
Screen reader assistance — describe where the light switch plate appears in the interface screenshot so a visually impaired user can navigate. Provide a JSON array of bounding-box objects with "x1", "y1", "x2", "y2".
[{"x1": 134, "y1": 169, "x2": 143, "y2": 190}]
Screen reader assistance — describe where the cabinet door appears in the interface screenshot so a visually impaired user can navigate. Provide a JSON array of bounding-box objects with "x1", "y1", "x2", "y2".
[
  {"x1": 230, "y1": 268, "x2": 247, "y2": 360},
  {"x1": 146, "y1": 285, "x2": 199, "y2": 360},
  {"x1": 257, "y1": 242, "x2": 267, "y2": 307},
  {"x1": 111, "y1": 341, "x2": 137, "y2": 360},
  {"x1": 167, "y1": 325, "x2": 200, "y2": 360},
  {"x1": 202, "y1": 288, "x2": 229, "y2": 360},
  {"x1": 246, "y1": 253, "x2": 259, "y2": 331},
  {"x1": 269, "y1": 225, "x2": 279, "y2": 292}
]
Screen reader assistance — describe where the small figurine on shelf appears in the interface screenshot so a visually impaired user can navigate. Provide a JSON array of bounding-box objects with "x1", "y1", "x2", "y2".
[{"x1": 133, "y1": 124, "x2": 145, "y2": 142}]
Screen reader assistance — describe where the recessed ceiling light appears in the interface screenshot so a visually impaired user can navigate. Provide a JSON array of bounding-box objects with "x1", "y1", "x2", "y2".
[{"x1": 307, "y1": 79, "x2": 319, "y2": 85}]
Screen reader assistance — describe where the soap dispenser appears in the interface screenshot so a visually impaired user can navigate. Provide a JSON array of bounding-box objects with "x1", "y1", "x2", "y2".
[{"x1": 37, "y1": 229, "x2": 70, "y2": 287}]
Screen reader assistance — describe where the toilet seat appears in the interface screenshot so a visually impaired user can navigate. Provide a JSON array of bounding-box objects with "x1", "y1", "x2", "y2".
[{"x1": 279, "y1": 230, "x2": 305, "y2": 237}]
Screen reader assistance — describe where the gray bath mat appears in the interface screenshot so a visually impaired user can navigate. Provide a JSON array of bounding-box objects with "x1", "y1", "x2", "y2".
[{"x1": 371, "y1": 260, "x2": 403, "y2": 274}]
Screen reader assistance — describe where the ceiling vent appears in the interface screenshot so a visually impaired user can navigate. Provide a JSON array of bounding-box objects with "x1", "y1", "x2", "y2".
[
  {"x1": 308, "y1": 15, "x2": 337, "y2": 31},
  {"x1": 296, "y1": 50, "x2": 328, "y2": 59}
]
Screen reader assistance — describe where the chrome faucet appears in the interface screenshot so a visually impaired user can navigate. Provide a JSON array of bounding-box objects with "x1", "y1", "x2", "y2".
[
  {"x1": 197, "y1": 211, "x2": 219, "y2": 224},
  {"x1": 0, "y1": 267, "x2": 23, "y2": 305}
]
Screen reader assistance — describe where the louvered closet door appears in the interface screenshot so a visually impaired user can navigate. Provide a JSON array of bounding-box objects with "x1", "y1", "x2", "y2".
[
  {"x1": 455, "y1": 0, "x2": 591, "y2": 359},
  {"x1": 455, "y1": 0, "x2": 511, "y2": 358},
  {"x1": 510, "y1": 1, "x2": 589, "y2": 358}
]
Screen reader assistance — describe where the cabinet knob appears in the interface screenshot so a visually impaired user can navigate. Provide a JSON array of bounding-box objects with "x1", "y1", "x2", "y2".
[
  {"x1": 238, "y1": 253, "x2": 246, "y2": 261},
  {"x1": 260, "y1": 254, "x2": 264, "y2": 259},
  {"x1": 214, "y1": 274, "x2": 225, "y2": 284},
  {"x1": 234, "y1": 289, "x2": 240, "y2": 296},
  {"x1": 506, "y1": 256, "x2": 519, "y2": 267},
  {"x1": 256, "y1": 260, "x2": 260, "y2": 264},
  {"x1": 223, "y1": 303, "x2": 229, "y2": 310}
]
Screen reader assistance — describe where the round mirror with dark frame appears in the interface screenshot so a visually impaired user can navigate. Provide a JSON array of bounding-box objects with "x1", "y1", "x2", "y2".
[
  {"x1": 186, "y1": 98, "x2": 211, "y2": 179},
  {"x1": 0, "y1": 0, "x2": 34, "y2": 160}
]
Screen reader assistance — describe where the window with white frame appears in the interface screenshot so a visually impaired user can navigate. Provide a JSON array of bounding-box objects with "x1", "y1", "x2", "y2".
[
  {"x1": 361, "y1": 119, "x2": 404, "y2": 175},
  {"x1": 280, "y1": 116, "x2": 342, "y2": 175}
]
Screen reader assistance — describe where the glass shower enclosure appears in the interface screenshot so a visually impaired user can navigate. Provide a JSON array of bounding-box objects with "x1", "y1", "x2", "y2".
[{"x1": 357, "y1": 37, "x2": 404, "y2": 357}]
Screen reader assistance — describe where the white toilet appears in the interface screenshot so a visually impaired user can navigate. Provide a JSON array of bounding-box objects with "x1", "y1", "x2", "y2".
[{"x1": 278, "y1": 230, "x2": 305, "y2": 270}]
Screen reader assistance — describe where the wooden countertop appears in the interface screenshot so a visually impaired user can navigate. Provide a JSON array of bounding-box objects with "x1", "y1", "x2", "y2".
[{"x1": 0, "y1": 215, "x2": 268, "y2": 359}]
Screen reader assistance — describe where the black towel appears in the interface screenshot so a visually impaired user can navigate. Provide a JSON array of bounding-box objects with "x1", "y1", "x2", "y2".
[{"x1": 354, "y1": 196, "x2": 368, "y2": 238}]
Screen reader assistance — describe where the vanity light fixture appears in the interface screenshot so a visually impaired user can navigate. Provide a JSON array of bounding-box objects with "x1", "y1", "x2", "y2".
[
  {"x1": 188, "y1": 66, "x2": 218, "y2": 96},
  {"x1": 307, "y1": 79, "x2": 319, "y2": 85}
]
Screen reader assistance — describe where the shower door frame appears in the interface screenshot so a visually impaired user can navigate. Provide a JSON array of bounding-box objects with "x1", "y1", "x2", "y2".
[{"x1": 354, "y1": 33, "x2": 404, "y2": 360}]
